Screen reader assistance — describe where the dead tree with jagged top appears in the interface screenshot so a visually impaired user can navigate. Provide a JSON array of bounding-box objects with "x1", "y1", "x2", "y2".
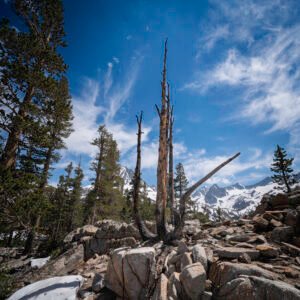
[
  {"x1": 155, "y1": 39, "x2": 169, "y2": 240},
  {"x1": 132, "y1": 39, "x2": 241, "y2": 242},
  {"x1": 132, "y1": 112, "x2": 156, "y2": 240}
]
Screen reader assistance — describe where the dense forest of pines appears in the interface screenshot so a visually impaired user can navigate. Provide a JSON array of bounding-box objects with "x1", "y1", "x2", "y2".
[{"x1": 0, "y1": 0, "x2": 243, "y2": 254}]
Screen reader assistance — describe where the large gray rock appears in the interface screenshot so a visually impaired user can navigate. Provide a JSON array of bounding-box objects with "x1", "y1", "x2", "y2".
[
  {"x1": 84, "y1": 236, "x2": 137, "y2": 259},
  {"x1": 105, "y1": 247, "x2": 156, "y2": 299},
  {"x1": 183, "y1": 219, "x2": 201, "y2": 235},
  {"x1": 216, "y1": 275, "x2": 300, "y2": 300},
  {"x1": 64, "y1": 225, "x2": 98, "y2": 244},
  {"x1": 192, "y1": 245, "x2": 208, "y2": 271},
  {"x1": 253, "y1": 215, "x2": 269, "y2": 231},
  {"x1": 151, "y1": 273, "x2": 168, "y2": 300},
  {"x1": 181, "y1": 252, "x2": 193, "y2": 270},
  {"x1": 95, "y1": 220, "x2": 141, "y2": 240},
  {"x1": 271, "y1": 226, "x2": 294, "y2": 243},
  {"x1": 209, "y1": 261, "x2": 279, "y2": 288},
  {"x1": 180, "y1": 263, "x2": 206, "y2": 300},
  {"x1": 167, "y1": 272, "x2": 183, "y2": 300},
  {"x1": 214, "y1": 247, "x2": 260, "y2": 260}
]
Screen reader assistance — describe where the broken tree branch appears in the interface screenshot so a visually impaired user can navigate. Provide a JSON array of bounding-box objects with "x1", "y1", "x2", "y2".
[{"x1": 173, "y1": 152, "x2": 241, "y2": 237}]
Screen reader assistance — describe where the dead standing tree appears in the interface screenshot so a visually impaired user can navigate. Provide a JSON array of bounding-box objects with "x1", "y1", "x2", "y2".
[
  {"x1": 132, "y1": 39, "x2": 241, "y2": 242},
  {"x1": 155, "y1": 39, "x2": 169, "y2": 240},
  {"x1": 132, "y1": 112, "x2": 156, "y2": 240}
]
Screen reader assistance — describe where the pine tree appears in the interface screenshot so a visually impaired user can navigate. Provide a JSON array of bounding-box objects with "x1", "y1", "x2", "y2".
[
  {"x1": 174, "y1": 163, "x2": 189, "y2": 202},
  {"x1": 85, "y1": 125, "x2": 124, "y2": 223},
  {"x1": 0, "y1": 0, "x2": 68, "y2": 171},
  {"x1": 68, "y1": 163, "x2": 84, "y2": 230},
  {"x1": 271, "y1": 145, "x2": 295, "y2": 193}
]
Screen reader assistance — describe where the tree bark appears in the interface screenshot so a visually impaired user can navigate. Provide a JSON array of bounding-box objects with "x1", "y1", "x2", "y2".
[
  {"x1": 0, "y1": 86, "x2": 34, "y2": 170},
  {"x1": 156, "y1": 39, "x2": 169, "y2": 239},
  {"x1": 168, "y1": 106, "x2": 175, "y2": 225}
]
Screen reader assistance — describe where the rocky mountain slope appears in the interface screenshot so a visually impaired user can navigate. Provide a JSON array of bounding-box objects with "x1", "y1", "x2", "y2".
[{"x1": 4, "y1": 188, "x2": 300, "y2": 299}]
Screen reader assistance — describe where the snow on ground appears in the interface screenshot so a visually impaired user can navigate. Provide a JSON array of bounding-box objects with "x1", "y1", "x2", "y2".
[
  {"x1": 8, "y1": 275, "x2": 83, "y2": 300},
  {"x1": 30, "y1": 257, "x2": 50, "y2": 269}
]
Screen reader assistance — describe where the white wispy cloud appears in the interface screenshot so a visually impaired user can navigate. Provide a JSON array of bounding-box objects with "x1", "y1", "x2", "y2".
[
  {"x1": 66, "y1": 79, "x2": 103, "y2": 157},
  {"x1": 197, "y1": 0, "x2": 293, "y2": 55},
  {"x1": 66, "y1": 53, "x2": 148, "y2": 158},
  {"x1": 184, "y1": 0, "x2": 300, "y2": 162}
]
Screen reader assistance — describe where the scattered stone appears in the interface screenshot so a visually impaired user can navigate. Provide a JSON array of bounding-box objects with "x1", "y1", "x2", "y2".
[
  {"x1": 238, "y1": 253, "x2": 252, "y2": 264},
  {"x1": 209, "y1": 261, "x2": 279, "y2": 288},
  {"x1": 177, "y1": 241, "x2": 189, "y2": 254},
  {"x1": 95, "y1": 220, "x2": 141, "y2": 240},
  {"x1": 192, "y1": 245, "x2": 208, "y2": 270},
  {"x1": 201, "y1": 291, "x2": 213, "y2": 300},
  {"x1": 235, "y1": 242, "x2": 255, "y2": 249},
  {"x1": 216, "y1": 275, "x2": 300, "y2": 300},
  {"x1": 92, "y1": 273, "x2": 105, "y2": 293},
  {"x1": 205, "y1": 279, "x2": 212, "y2": 291},
  {"x1": 167, "y1": 272, "x2": 183, "y2": 300},
  {"x1": 180, "y1": 263, "x2": 206, "y2": 300},
  {"x1": 253, "y1": 215, "x2": 269, "y2": 231},
  {"x1": 214, "y1": 247, "x2": 260, "y2": 260},
  {"x1": 284, "y1": 267, "x2": 299, "y2": 278},
  {"x1": 228, "y1": 234, "x2": 250, "y2": 242},
  {"x1": 181, "y1": 252, "x2": 193, "y2": 270},
  {"x1": 271, "y1": 226, "x2": 294, "y2": 243},
  {"x1": 270, "y1": 219, "x2": 283, "y2": 227},
  {"x1": 256, "y1": 244, "x2": 279, "y2": 258},
  {"x1": 152, "y1": 273, "x2": 168, "y2": 300}
]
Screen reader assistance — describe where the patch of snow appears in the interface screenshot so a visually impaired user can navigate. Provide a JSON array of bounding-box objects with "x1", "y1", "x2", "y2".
[
  {"x1": 30, "y1": 256, "x2": 50, "y2": 269},
  {"x1": 8, "y1": 275, "x2": 83, "y2": 300}
]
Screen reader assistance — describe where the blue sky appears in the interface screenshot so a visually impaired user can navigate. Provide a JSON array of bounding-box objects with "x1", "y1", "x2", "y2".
[{"x1": 2, "y1": 0, "x2": 300, "y2": 186}]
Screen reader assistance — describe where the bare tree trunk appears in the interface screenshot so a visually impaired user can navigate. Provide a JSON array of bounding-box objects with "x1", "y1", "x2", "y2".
[
  {"x1": 155, "y1": 39, "x2": 169, "y2": 239},
  {"x1": 168, "y1": 105, "x2": 175, "y2": 225},
  {"x1": 0, "y1": 86, "x2": 34, "y2": 170},
  {"x1": 132, "y1": 112, "x2": 156, "y2": 240},
  {"x1": 282, "y1": 170, "x2": 291, "y2": 193},
  {"x1": 173, "y1": 152, "x2": 241, "y2": 237}
]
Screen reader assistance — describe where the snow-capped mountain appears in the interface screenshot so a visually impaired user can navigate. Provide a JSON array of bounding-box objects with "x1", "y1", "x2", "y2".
[
  {"x1": 191, "y1": 177, "x2": 277, "y2": 218},
  {"x1": 106, "y1": 167, "x2": 300, "y2": 218},
  {"x1": 119, "y1": 166, "x2": 157, "y2": 201},
  {"x1": 191, "y1": 173, "x2": 300, "y2": 219}
]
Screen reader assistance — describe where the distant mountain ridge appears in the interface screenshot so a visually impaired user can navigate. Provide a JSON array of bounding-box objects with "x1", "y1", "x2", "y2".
[{"x1": 119, "y1": 167, "x2": 300, "y2": 219}]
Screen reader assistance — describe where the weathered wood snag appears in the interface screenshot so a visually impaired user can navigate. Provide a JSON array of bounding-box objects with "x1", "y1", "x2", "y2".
[
  {"x1": 132, "y1": 112, "x2": 156, "y2": 240},
  {"x1": 155, "y1": 39, "x2": 169, "y2": 239},
  {"x1": 132, "y1": 40, "x2": 241, "y2": 243},
  {"x1": 168, "y1": 102, "x2": 175, "y2": 225}
]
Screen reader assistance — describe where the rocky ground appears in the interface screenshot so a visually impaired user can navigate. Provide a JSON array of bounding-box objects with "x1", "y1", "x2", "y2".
[{"x1": 2, "y1": 189, "x2": 300, "y2": 299}]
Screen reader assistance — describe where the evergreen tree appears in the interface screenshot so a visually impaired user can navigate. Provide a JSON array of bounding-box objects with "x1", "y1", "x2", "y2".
[
  {"x1": 85, "y1": 125, "x2": 124, "y2": 223},
  {"x1": 49, "y1": 163, "x2": 73, "y2": 247},
  {"x1": 0, "y1": 0, "x2": 68, "y2": 171},
  {"x1": 68, "y1": 163, "x2": 84, "y2": 230},
  {"x1": 271, "y1": 145, "x2": 295, "y2": 193},
  {"x1": 174, "y1": 163, "x2": 189, "y2": 207}
]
